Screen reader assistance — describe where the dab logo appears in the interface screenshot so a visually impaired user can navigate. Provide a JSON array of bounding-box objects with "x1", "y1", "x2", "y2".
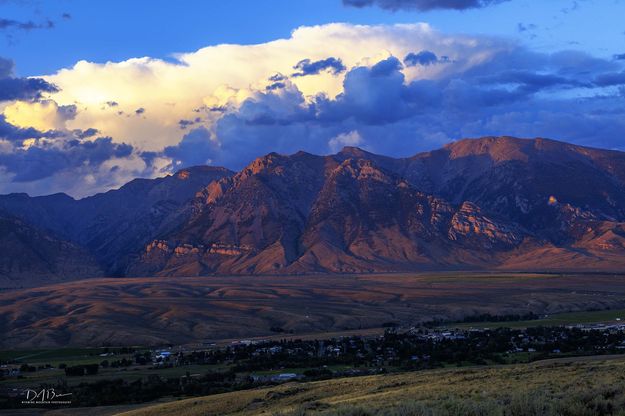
[{"x1": 22, "y1": 388, "x2": 72, "y2": 405}]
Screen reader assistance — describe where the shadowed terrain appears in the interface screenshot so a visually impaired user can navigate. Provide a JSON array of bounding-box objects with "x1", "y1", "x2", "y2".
[
  {"x1": 116, "y1": 355, "x2": 625, "y2": 416},
  {"x1": 3, "y1": 137, "x2": 625, "y2": 287},
  {"x1": 2, "y1": 273, "x2": 625, "y2": 348}
]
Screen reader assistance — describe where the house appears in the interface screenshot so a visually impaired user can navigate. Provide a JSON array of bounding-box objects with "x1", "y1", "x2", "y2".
[
  {"x1": 156, "y1": 351, "x2": 172, "y2": 360},
  {"x1": 272, "y1": 373, "x2": 298, "y2": 382}
]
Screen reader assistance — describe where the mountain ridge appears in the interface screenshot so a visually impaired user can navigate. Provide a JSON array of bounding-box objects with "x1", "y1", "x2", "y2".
[
  {"x1": 129, "y1": 136, "x2": 625, "y2": 276},
  {"x1": 2, "y1": 136, "x2": 625, "y2": 286}
]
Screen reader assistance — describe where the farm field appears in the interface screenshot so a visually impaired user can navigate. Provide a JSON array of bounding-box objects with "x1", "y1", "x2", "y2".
[
  {"x1": 2, "y1": 272, "x2": 625, "y2": 348},
  {"x1": 445, "y1": 308, "x2": 625, "y2": 329}
]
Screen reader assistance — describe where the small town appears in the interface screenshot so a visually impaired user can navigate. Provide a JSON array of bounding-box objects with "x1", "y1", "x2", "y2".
[{"x1": 3, "y1": 319, "x2": 625, "y2": 408}]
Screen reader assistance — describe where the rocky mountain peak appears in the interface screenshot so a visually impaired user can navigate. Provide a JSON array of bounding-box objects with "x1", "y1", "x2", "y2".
[{"x1": 4, "y1": 136, "x2": 625, "y2": 284}]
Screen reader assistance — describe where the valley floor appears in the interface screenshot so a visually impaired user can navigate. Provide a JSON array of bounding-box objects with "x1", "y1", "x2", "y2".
[{"x1": 3, "y1": 272, "x2": 625, "y2": 348}]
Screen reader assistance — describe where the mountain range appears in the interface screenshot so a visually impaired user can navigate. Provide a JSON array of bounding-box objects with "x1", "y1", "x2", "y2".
[{"x1": 3, "y1": 136, "x2": 625, "y2": 287}]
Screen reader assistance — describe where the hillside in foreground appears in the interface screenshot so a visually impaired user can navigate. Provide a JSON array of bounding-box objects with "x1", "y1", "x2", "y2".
[{"x1": 117, "y1": 355, "x2": 625, "y2": 416}]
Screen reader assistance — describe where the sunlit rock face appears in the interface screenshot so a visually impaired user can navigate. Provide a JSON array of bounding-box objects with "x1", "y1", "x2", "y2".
[
  {"x1": 130, "y1": 137, "x2": 625, "y2": 276},
  {"x1": 3, "y1": 136, "x2": 625, "y2": 284}
]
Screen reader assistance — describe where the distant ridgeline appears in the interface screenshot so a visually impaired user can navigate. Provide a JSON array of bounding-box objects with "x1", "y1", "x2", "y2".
[{"x1": 2, "y1": 136, "x2": 625, "y2": 287}]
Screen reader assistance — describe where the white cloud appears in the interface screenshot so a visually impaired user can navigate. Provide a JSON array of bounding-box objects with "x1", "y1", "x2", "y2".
[
  {"x1": 328, "y1": 130, "x2": 363, "y2": 152},
  {"x1": 37, "y1": 23, "x2": 509, "y2": 152},
  {"x1": 3, "y1": 22, "x2": 621, "y2": 197},
  {"x1": 4, "y1": 99, "x2": 75, "y2": 131}
]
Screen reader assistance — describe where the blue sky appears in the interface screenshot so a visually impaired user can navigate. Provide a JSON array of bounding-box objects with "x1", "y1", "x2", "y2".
[
  {"x1": 0, "y1": 0, "x2": 625, "y2": 197},
  {"x1": 2, "y1": 0, "x2": 623, "y2": 76}
]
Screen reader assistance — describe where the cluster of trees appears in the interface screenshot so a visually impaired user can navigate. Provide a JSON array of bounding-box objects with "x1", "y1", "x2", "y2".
[
  {"x1": 172, "y1": 326, "x2": 625, "y2": 372},
  {"x1": 423, "y1": 312, "x2": 540, "y2": 327},
  {"x1": 460, "y1": 312, "x2": 540, "y2": 323},
  {"x1": 65, "y1": 364, "x2": 98, "y2": 376},
  {"x1": 5, "y1": 325, "x2": 625, "y2": 409}
]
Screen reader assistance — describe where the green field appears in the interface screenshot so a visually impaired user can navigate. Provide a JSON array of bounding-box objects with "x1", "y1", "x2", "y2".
[
  {"x1": 445, "y1": 308, "x2": 625, "y2": 329},
  {"x1": 0, "y1": 347, "x2": 108, "y2": 363}
]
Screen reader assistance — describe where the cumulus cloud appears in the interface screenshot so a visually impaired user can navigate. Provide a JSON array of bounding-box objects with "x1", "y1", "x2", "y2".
[
  {"x1": 2, "y1": 22, "x2": 625, "y2": 197},
  {"x1": 0, "y1": 77, "x2": 58, "y2": 101},
  {"x1": 328, "y1": 130, "x2": 363, "y2": 152},
  {"x1": 404, "y1": 50, "x2": 438, "y2": 66},
  {"x1": 342, "y1": 0, "x2": 510, "y2": 11},
  {"x1": 0, "y1": 102, "x2": 152, "y2": 197},
  {"x1": 317, "y1": 56, "x2": 413, "y2": 124},
  {"x1": 0, "y1": 57, "x2": 58, "y2": 102},
  {"x1": 43, "y1": 23, "x2": 487, "y2": 152},
  {"x1": 163, "y1": 126, "x2": 219, "y2": 167},
  {"x1": 75, "y1": 127, "x2": 99, "y2": 139},
  {"x1": 0, "y1": 136, "x2": 132, "y2": 182},
  {"x1": 3, "y1": 99, "x2": 75, "y2": 131},
  {"x1": 0, "y1": 115, "x2": 54, "y2": 142}
]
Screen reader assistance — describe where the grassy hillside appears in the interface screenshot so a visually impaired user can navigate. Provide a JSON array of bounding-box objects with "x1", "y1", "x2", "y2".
[{"x1": 116, "y1": 355, "x2": 625, "y2": 416}]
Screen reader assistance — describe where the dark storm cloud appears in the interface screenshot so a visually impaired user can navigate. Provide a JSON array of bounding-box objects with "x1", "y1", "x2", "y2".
[
  {"x1": 163, "y1": 126, "x2": 219, "y2": 168},
  {"x1": 0, "y1": 136, "x2": 134, "y2": 182},
  {"x1": 0, "y1": 77, "x2": 58, "y2": 101},
  {"x1": 292, "y1": 57, "x2": 346, "y2": 77},
  {"x1": 266, "y1": 81, "x2": 285, "y2": 91},
  {"x1": 594, "y1": 71, "x2": 625, "y2": 87},
  {"x1": 404, "y1": 50, "x2": 450, "y2": 66},
  {"x1": 0, "y1": 56, "x2": 59, "y2": 101},
  {"x1": 342, "y1": 0, "x2": 510, "y2": 11},
  {"x1": 0, "y1": 115, "x2": 54, "y2": 141},
  {"x1": 317, "y1": 56, "x2": 412, "y2": 124},
  {"x1": 476, "y1": 70, "x2": 589, "y2": 92},
  {"x1": 370, "y1": 56, "x2": 403, "y2": 76},
  {"x1": 75, "y1": 128, "x2": 99, "y2": 139},
  {"x1": 0, "y1": 137, "x2": 133, "y2": 182},
  {"x1": 0, "y1": 113, "x2": 143, "y2": 190},
  {"x1": 203, "y1": 46, "x2": 625, "y2": 169}
]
